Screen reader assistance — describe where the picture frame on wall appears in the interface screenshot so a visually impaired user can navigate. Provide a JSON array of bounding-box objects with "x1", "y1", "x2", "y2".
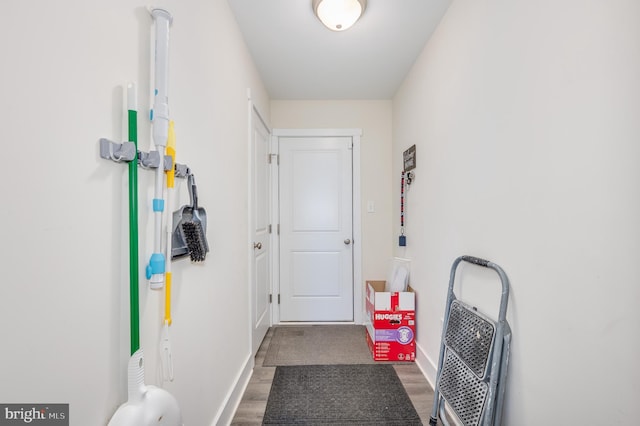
[{"x1": 403, "y1": 144, "x2": 416, "y2": 171}]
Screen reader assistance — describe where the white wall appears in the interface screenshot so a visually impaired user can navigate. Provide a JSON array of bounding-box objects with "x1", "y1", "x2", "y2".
[
  {"x1": 0, "y1": 1, "x2": 268, "y2": 425},
  {"x1": 393, "y1": 0, "x2": 640, "y2": 424},
  {"x1": 270, "y1": 100, "x2": 393, "y2": 288}
]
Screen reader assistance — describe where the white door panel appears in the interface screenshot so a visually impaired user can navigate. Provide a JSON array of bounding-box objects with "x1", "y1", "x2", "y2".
[
  {"x1": 291, "y1": 151, "x2": 342, "y2": 230},
  {"x1": 250, "y1": 106, "x2": 270, "y2": 355},
  {"x1": 279, "y1": 137, "x2": 353, "y2": 322}
]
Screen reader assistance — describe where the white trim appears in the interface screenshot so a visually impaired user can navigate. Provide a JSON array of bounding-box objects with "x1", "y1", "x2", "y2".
[
  {"x1": 352, "y1": 132, "x2": 363, "y2": 324},
  {"x1": 274, "y1": 321, "x2": 358, "y2": 326},
  {"x1": 273, "y1": 128, "x2": 362, "y2": 137},
  {"x1": 415, "y1": 339, "x2": 437, "y2": 389},
  {"x1": 252, "y1": 104, "x2": 270, "y2": 134},
  {"x1": 270, "y1": 134, "x2": 280, "y2": 325},
  {"x1": 246, "y1": 88, "x2": 254, "y2": 361},
  {"x1": 271, "y1": 128, "x2": 363, "y2": 324},
  {"x1": 212, "y1": 352, "x2": 254, "y2": 426},
  {"x1": 416, "y1": 339, "x2": 464, "y2": 426}
]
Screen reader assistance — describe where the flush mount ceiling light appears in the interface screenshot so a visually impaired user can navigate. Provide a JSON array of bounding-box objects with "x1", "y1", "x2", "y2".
[{"x1": 312, "y1": 0, "x2": 367, "y2": 32}]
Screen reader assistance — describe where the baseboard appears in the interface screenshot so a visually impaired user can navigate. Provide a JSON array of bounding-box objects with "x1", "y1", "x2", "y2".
[
  {"x1": 212, "y1": 352, "x2": 255, "y2": 426},
  {"x1": 415, "y1": 340, "x2": 463, "y2": 426},
  {"x1": 414, "y1": 339, "x2": 437, "y2": 389}
]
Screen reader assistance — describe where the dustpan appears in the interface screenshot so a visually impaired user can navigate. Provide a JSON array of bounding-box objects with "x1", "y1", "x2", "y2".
[{"x1": 173, "y1": 172, "x2": 209, "y2": 262}]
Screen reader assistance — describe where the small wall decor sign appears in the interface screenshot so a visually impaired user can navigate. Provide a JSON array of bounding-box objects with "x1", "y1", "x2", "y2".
[{"x1": 403, "y1": 145, "x2": 416, "y2": 171}]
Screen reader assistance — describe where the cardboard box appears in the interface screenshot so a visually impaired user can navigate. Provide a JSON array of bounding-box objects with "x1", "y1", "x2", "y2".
[{"x1": 365, "y1": 280, "x2": 416, "y2": 361}]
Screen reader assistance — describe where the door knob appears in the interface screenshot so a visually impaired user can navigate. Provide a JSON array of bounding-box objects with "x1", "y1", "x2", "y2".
[
  {"x1": 254, "y1": 242, "x2": 262, "y2": 249},
  {"x1": 344, "y1": 239, "x2": 351, "y2": 245}
]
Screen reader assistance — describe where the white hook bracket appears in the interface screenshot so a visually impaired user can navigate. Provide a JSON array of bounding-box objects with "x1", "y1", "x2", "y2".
[{"x1": 99, "y1": 138, "x2": 136, "y2": 163}]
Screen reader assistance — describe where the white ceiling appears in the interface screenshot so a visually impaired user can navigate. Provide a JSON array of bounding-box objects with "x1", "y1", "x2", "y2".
[{"x1": 228, "y1": 0, "x2": 452, "y2": 100}]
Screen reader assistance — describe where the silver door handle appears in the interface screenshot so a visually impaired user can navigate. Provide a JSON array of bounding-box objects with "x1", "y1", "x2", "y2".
[
  {"x1": 344, "y1": 239, "x2": 351, "y2": 245},
  {"x1": 254, "y1": 242, "x2": 262, "y2": 249}
]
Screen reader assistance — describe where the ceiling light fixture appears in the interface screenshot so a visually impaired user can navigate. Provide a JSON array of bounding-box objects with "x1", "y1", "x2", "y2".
[{"x1": 312, "y1": 0, "x2": 367, "y2": 32}]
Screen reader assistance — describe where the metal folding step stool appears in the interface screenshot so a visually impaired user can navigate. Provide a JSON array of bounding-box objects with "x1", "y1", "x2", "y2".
[{"x1": 429, "y1": 256, "x2": 511, "y2": 426}]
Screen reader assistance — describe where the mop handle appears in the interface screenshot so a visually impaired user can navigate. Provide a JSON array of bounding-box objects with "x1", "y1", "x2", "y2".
[
  {"x1": 127, "y1": 82, "x2": 140, "y2": 355},
  {"x1": 164, "y1": 121, "x2": 176, "y2": 325},
  {"x1": 147, "y1": 8, "x2": 173, "y2": 288}
]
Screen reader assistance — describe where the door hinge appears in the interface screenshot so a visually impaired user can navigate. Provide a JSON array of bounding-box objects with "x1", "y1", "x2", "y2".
[
  {"x1": 278, "y1": 294, "x2": 281, "y2": 304},
  {"x1": 268, "y1": 224, "x2": 272, "y2": 234},
  {"x1": 268, "y1": 153, "x2": 279, "y2": 165},
  {"x1": 269, "y1": 294, "x2": 272, "y2": 303},
  {"x1": 277, "y1": 224, "x2": 280, "y2": 235}
]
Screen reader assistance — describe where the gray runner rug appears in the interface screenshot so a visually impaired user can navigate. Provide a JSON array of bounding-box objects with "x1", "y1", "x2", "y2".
[
  {"x1": 262, "y1": 364, "x2": 422, "y2": 425},
  {"x1": 263, "y1": 325, "x2": 375, "y2": 366}
]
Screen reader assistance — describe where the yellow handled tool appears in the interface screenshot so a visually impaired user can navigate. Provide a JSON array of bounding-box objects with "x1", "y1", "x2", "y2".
[
  {"x1": 165, "y1": 120, "x2": 175, "y2": 325},
  {"x1": 162, "y1": 121, "x2": 176, "y2": 381}
]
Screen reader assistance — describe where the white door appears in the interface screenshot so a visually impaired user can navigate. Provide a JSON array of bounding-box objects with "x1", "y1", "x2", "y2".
[
  {"x1": 279, "y1": 136, "x2": 353, "y2": 322},
  {"x1": 250, "y1": 105, "x2": 271, "y2": 355}
]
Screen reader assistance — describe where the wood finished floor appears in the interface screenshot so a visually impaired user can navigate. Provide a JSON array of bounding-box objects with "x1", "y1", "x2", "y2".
[{"x1": 230, "y1": 327, "x2": 438, "y2": 425}]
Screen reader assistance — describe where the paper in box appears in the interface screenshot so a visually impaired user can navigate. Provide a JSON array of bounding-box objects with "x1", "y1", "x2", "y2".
[{"x1": 365, "y1": 280, "x2": 416, "y2": 361}]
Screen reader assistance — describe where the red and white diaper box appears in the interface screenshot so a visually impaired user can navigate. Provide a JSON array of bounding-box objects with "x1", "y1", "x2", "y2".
[{"x1": 365, "y1": 280, "x2": 416, "y2": 362}]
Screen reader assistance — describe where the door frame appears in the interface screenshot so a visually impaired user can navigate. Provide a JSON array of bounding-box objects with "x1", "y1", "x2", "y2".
[
  {"x1": 271, "y1": 128, "x2": 363, "y2": 325},
  {"x1": 248, "y1": 93, "x2": 272, "y2": 358}
]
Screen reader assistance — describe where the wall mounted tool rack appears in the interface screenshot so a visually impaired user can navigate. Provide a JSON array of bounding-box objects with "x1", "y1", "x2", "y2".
[{"x1": 99, "y1": 138, "x2": 189, "y2": 177}]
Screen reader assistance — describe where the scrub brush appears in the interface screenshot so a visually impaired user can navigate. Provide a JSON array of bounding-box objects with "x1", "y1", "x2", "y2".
[
  {"x1": 181, "y1": 222, "x2": 208, "y2": 262},
  {"x1": 180, "y1": 173, "x2": 209, "y2": 262}
]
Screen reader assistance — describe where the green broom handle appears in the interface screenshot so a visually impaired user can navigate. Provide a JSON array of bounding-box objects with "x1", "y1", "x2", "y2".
[{"x1": 128, "y1": 84, "x2": 140, "y2": 355}]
